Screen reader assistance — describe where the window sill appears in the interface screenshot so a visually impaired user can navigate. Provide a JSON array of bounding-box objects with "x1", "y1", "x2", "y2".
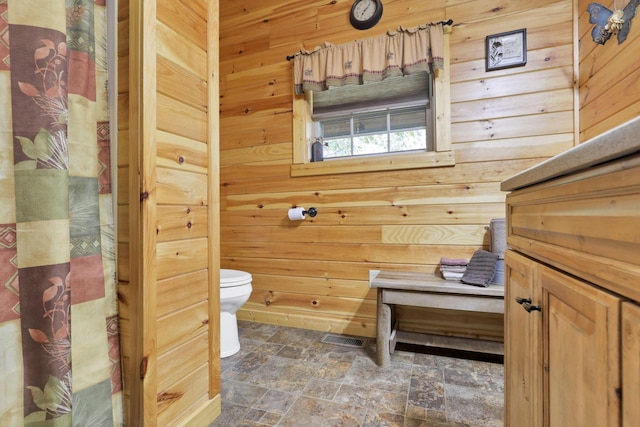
[{"x1": 290, "y1": 150, "x2": 455, "y2": 177}]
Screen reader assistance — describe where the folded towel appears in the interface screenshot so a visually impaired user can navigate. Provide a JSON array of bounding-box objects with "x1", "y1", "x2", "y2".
[
  {"x1": 461, "y1": 250, "x2": 499, "y2": 287},
  {"x1": 440, "y1": 257, "x2": 468, "y2": 266}
]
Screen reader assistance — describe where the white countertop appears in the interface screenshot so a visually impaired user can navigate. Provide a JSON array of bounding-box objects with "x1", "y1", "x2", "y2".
[{"x1": 501, "y1": 116, "x2": 640, "y2": 191}]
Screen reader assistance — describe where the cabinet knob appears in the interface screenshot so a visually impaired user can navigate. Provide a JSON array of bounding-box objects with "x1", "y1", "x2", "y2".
[
  {"x1": 523, "y1": 302, "x2": 541, "y2": 313},
  {"x1": 515, "y1": 296, "x2": 531, "y2": 305}
]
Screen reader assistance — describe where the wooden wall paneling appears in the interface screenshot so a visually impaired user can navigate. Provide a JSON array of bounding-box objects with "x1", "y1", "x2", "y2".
[
  {"x1": 118, "y1": 0, "x2": 220, "y2": 425},
  {"x1": 157, "y1": 57, "x2": 208, "y2": 109},
  {"x1": 452, "y1": 89, "x2": 574, "y2": 122},
  {"x1": 157, "y1": 270, "x2": 210, "y2": 317},
  {"x1": 221, "y1": 241, "x2": 483, "y2": 265},
  {"x1": 156, "y1": 204, "x2": 209, "y2": 242},
  {"x1": 250, "y1": 273, "x2": 376, "y2": 299},
  {"x1": 452, "y1": 111, "x2": 574, "y2": 143},
  {"x1": 157, "y1": 332, "x2": 209, "y2": 392},
  {"x1": 156, "y1": 363, "x2": 210, "y2": 425},
  {"x1": 207, "y1": 0, "x2": 222, "y2": 402},
  {"x1": 220, "y1": 202, "x2": 508, "y2": 226},
  {"x1": 157, "y1": 93, "x2": 208, "y2": 142},
  {"x1": 222, "y1": 183, "x2": 506, "y2": 211},
  {"x1": 451, "y1": 67, "x2": 574, "y2": 104},
  {"x1": 219, "y1": 0, "x2": 576, "y2": 340},
  {"x1": 454, "y1": 135, "x2": 574, "y2": 163},
  {"x1": 220, "y1": 158, "x2": 545, "y2": 193},
  {"x1": 578, "y1": 0, "x2": 640, "y2": 140},
  {"x1": 247, "y1": 291, "x2": 377, "y2": 318},
  {"x1": 157, "y1": 0, "x2": 208, "y2": 49},
  {"x1": 157, "y1": 130, "x2": 209, "y2": 173}
]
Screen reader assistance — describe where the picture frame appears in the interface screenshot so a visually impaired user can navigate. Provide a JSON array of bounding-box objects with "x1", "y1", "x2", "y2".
[{"x1": 485, "y1": 29, "x2": 527, "y2": 72}]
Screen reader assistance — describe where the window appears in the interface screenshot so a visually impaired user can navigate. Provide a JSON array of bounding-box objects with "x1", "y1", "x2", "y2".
[
  {"x1": 312, "y1": 72, "x2": 433, "y2": 160},
  {"x1": 291, "y1": 26, "x2": 454, "y2": 177},
  {"x1": 318, "y1": 105, "x2": 431, "y2": 158}
]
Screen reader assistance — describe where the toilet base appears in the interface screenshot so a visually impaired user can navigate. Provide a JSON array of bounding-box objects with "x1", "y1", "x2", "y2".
[{"x1": 220, "y1": 311, "x2": 241, "y2": 358}]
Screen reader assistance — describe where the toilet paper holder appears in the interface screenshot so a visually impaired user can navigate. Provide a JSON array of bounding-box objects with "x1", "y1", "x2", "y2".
[{"x1": 303, "y1": 207, "x2": 318, "y2": 217}]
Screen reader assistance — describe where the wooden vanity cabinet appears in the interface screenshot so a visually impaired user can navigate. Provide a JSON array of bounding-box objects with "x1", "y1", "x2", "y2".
[{"x1": 504, "y1": 153, "x2": 640, "y2": 426}]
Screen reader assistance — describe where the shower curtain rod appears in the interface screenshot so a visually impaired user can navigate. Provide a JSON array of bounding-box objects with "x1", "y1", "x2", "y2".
[{"x1": 285, "y1": 19, "x2": 454, "y2": 61}]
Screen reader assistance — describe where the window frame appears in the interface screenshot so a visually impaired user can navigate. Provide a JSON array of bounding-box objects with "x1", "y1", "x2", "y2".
[{"x1": 291, "y1": 29, "x2": 453, "y2": 177}]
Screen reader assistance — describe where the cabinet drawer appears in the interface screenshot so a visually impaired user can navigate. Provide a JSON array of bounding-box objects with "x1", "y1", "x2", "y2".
[{"x1": 506, "y1": 159, "x2": 640, "y2": 302}]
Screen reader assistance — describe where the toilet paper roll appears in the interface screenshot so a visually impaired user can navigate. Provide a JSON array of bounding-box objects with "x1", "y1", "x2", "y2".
[{"x1": 288, "y1": 207, "x2": 306, "y2": 221}]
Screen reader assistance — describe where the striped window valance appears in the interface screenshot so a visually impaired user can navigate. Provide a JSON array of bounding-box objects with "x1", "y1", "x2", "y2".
[{"x1": 293, "y1": 23, "x2": 445, "y2": 95}]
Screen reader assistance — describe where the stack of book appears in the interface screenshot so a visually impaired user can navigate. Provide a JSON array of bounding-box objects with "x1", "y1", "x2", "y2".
[{"x1": 439, "y1": 257, "x2": 468, "y2": 281}]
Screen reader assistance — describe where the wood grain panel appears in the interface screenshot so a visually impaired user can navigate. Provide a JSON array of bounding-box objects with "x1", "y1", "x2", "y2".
[
  {"x1": 396, "y1": 306, "x2": 504, "y2": 340},
  {"x1": 156, "y1": 20, "x2": 207, "y2": 79},
  {"x1": 223, "y1": 257, "x2": 439, "y2": 281},
  {"x1": 221, "y1": 241, "x2": 481, "y2": 264},
  {"x1": 381, "y1": 224, "x2": 488, "y2": 245},
  {"x1": 157, "y1": 93, "x2": 208, "y2": 142},
  {"x1": 578, "y1": 0, "x2": 640, "y2": 139},
  {"x1": 156, "y1": 363, "x2": 209, "y2": 426},
  {"x1": 156, "y1": 167, "x2": 208, "y2": 205},
  {"x1": 220, "y1": 141, "x2": 292, "y2": 166},
  {"x1": 157, "y1": 130, "x2": 208, "y2": 174},
  {"x1": 250, "y1": 273, "x2": 375, "y2": 299},
  {"x1": 157, "y1": 301, "x2": 209, "y2": 355},
  {"x1": 454, "y1": 134, "x2": 574, "y2": 163},
  {"x1": 118, "y1": 0, "x2": 218, "y2": 425},
  {"x1": 221, "y1": 203, "x2": 507, "y2": 226},
  {"x1": 452, "y1": 111, "x2": 574, "y2": 143},
  {"x1": 223, "y1": 182, "x2": 505, "y2": 210},
  {"x1": 157, "y1": 238, "x2": 209, "y2": 280},
  {"x1": 238, "y1": 304, "x2": 376, "y2": 337},
  {"x1": 451, "y1": 88, "x2": 574, "y2": 122},
  {"x1": 157, "y1": 57, "x2": 207, "y2": 110},
  {"x1": 248, "y1": 291, "x2": 377, "y2": 318},
  {"x1": 221, "y1": 159, "x2": 545, "y2": 192},
  {"x1": 157, "y1": 332, "x2": 208, "y2": 392},
  {"x1": 157, "y1": 269, "x2": 209, "y2": 317},
  {"x1": 221, "y1": 225, "x2": 382, "y2": 244},
  {"x1": 157, "y1": 205, "x2": 208, "y2": 242},
  {"x1": 157, "y1": 0, "x2": 207, "y2": 50},
  {"x1": 451, "y1": 67, "x2": 574, "y2": 104}
]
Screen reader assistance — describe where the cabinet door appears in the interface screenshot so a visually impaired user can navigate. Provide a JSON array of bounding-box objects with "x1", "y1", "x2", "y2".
[
  {"x1": 622, "y1": 302, "x2": 640, "y2": 427},
  {"x1": 505, "y1": 250, "x2": 541, "y2": 427},
  {"x1": 539, "y1": 266, "x2": 620, "y2": 427}
]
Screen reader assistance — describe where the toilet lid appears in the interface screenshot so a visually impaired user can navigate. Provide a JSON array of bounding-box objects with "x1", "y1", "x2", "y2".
[{"x1": 220, "y1": 269, "x2": 252, "y2": 287}]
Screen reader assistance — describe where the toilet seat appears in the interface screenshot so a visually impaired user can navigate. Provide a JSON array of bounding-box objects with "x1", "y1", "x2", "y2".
[{"x1": 220, "y1": 269, "x2": 252, "y2": 287}]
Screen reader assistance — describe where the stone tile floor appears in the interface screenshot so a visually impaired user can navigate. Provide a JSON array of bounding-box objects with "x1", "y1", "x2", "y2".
[{"x1": 209, "y1": 321, "x2": 504, "y2": 427}]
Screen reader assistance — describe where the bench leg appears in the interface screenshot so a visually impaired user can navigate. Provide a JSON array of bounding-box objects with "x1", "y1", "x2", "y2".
[{"x1": 376, "y1": 289, "x2": 391, "y2": 366}]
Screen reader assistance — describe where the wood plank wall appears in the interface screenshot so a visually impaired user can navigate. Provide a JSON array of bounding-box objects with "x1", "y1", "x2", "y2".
[
  {"x1": 578, "y1": 0, "x2": 640, "y2": 141},
  {"x1": 219, "y1": 0, "x2": 576, "y2": 341},
  {"x1": 117, "y1": 0, "x2": 221, "y2": 425}
]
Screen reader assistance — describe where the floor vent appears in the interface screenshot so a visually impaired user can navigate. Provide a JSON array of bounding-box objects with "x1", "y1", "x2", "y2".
[{"x1": 320, "y1": 334, "x2": 366, "y2": 348}]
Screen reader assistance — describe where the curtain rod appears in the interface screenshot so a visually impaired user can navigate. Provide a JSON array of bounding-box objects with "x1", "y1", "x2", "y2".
[{"x1": 285, "y1": 19, "x2": 454, "y2": 61}]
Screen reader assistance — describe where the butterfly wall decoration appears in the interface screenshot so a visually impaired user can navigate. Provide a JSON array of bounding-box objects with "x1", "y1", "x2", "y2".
[{"x1": 587, "y1": 0, "x2": 640, "y2": 44}]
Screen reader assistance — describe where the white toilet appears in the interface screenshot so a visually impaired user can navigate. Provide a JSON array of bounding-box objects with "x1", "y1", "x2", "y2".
[{"x1": 220, "y1": 269, "x2": 253, "y2": 358}]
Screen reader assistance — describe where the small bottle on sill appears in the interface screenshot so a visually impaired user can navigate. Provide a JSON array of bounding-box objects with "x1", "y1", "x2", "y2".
[{"x1": 311, "y1": 139, "x2": 324, "y2": 162}]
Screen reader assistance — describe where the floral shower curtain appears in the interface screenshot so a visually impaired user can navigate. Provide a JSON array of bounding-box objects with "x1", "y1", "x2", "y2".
[{"x1": 0, "y1": 0, "x2": 122, "y2": 426}]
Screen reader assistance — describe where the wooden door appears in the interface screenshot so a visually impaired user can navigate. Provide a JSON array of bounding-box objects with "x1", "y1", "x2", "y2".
[
  {"x1": 540, "y1": 266, "x2": 620, "y2": 427},
  {"x1": 622, "y1": 302, "x2": 640, "y2": 427},
  {"x1": 505, "y1": 250, "x2": 541, "y2": 427}
]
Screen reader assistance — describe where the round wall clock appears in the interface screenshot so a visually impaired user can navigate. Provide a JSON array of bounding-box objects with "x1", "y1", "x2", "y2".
[{"x1": 349, "y1": 0, "x2": 383, "y2": 30}]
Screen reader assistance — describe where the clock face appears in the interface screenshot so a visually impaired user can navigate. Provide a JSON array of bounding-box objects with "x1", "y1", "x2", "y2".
[
  {"x1": 350, "y1": 0, "x2": 383, "y2": 30},
  {"x1": 353, "y1": 0, "x2": 378, "y2": 22}
]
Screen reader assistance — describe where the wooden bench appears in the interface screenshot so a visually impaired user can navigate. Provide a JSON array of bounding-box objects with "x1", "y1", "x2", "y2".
[{"x1": 369, "y1": 270, "x2": 505, "y2": 366}]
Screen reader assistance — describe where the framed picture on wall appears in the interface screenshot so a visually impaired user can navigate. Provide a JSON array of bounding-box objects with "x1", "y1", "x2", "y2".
[{"x1": 485, "y1": 29, "x2": 527, "y2": 72}]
